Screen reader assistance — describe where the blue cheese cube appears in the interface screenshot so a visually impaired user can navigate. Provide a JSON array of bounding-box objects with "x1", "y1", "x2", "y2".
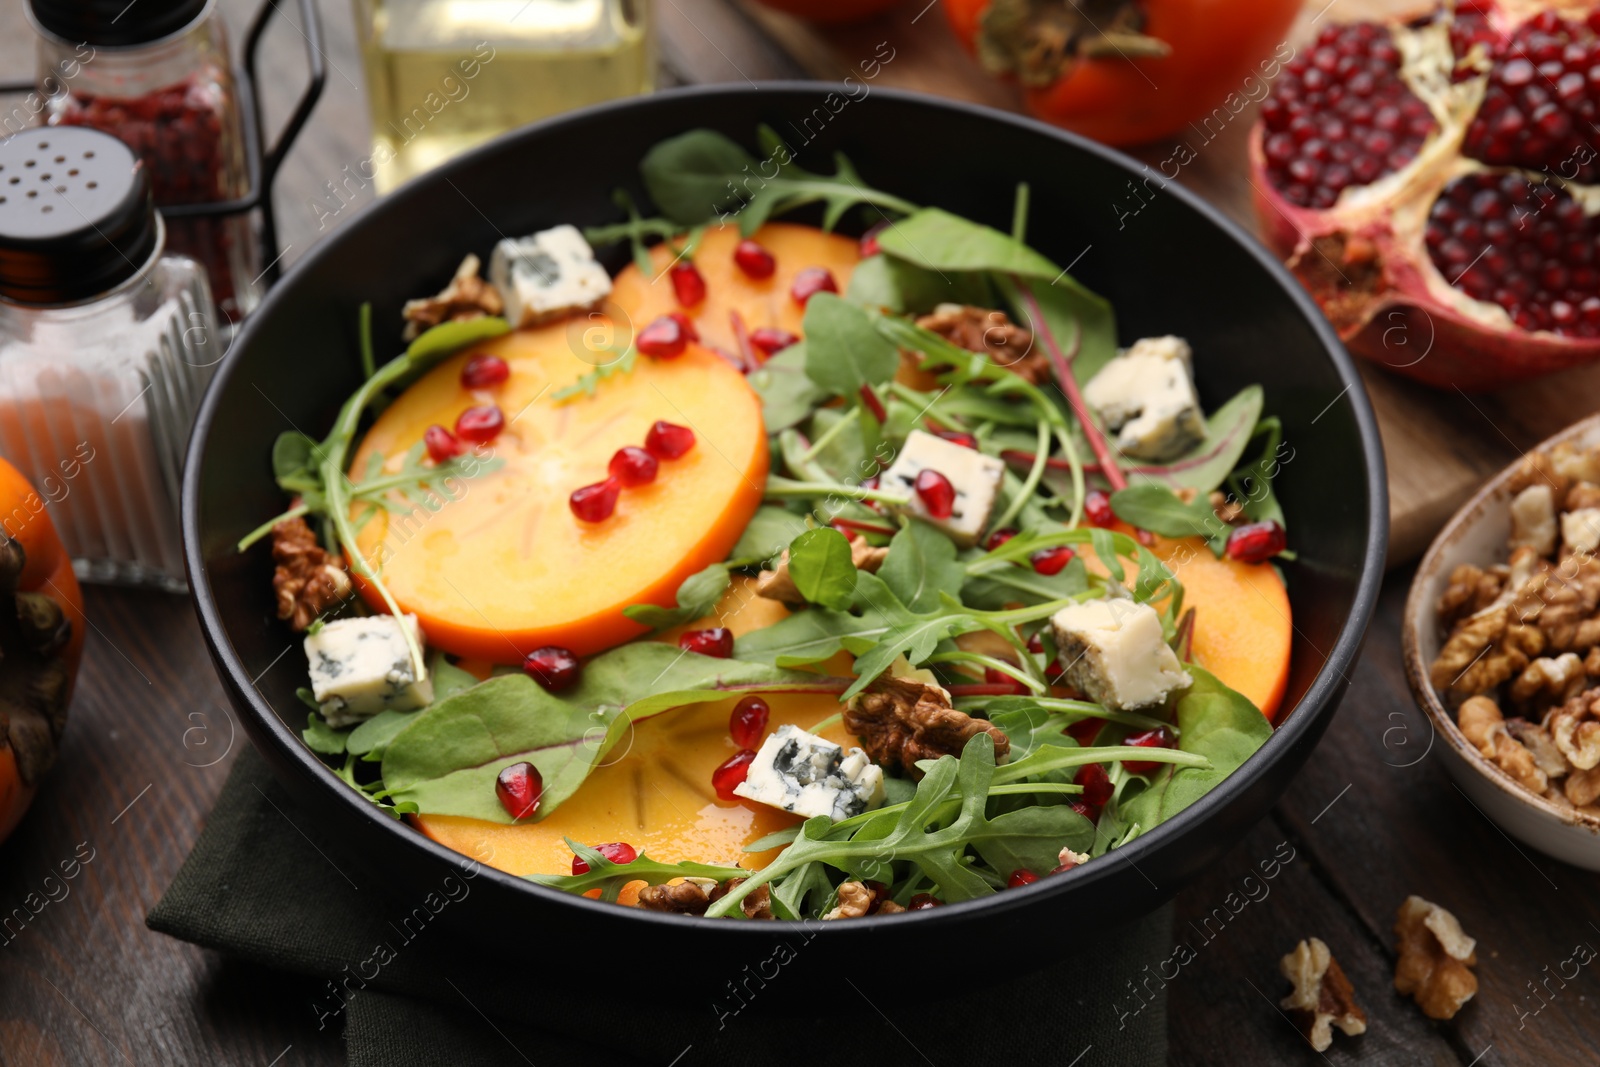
[
  {"x1": 304, "y1": 615, "x2": 433, "y2": 728},
  {"x1": 880, "y1": 429, "x2": 1006, "y2": 547},
  {"x1": 488, "y1": 224, "x2": 612, "y2": 328},
  {"x1": 1082, "y1": 336, "x2": 1206, "y2": 462},
  {"x1": 1049, "y1": 599, "x2": 1190, "y2": 711},
  {"x1": 734, "y1": 724, "x2": 885, "y2": 820}
]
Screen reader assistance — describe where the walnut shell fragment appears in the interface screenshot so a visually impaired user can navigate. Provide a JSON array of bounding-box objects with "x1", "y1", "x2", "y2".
[
  {"x1": 1394, "y1": 895, "x2": 1478, "y2": 1021},
  {"x1": 844, "y1": 675, "x2": 1010, "y2": 778},
  {"x1": 1278, "y1": 937, "x2": 1368, "y2": 1052}
]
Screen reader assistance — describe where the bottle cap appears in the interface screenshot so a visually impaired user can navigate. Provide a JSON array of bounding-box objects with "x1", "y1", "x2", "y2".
[
  {"x1": 27, "y1": 0, "x2": 208, "y2": 48},
  {"x1": 0, "y1": 127, "x2": 159, "y2": 305}
]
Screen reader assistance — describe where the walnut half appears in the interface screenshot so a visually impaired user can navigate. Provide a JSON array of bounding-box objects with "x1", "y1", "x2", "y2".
[
  {"x1": 400, "y1": 254, "x2": 504, "y2": 341},
  {"x1": 1394, "y1": 896, "x2": 1478, "y2": 1020},
  {"x1": 1278, "y1": 937, "x2": 1367, "y2": 1052},
  {"x1": 844, "y1": 675, "x2": 1010, "y2": 778},
  {"x1": 271, "y1": 517, "x2": 352, "y2": 632}
]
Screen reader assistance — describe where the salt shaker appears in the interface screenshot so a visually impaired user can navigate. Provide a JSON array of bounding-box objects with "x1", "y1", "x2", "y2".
[
  {"x1": 29, "y1": 0, "x2": 261, "y2": 321},
  {"x1": 0, "y1": 127, "x2": 220, "y2": 591}
]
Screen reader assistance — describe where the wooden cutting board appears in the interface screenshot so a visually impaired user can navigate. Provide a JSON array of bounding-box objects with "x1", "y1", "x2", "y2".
[{"x1": 719, "y1": 0, "x2": 1600, "y2": 564}]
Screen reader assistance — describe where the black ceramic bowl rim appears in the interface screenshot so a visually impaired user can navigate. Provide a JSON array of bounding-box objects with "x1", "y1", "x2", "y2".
[{"x1": 182, "y1": 83, "x2": 1389, "y2": 937}]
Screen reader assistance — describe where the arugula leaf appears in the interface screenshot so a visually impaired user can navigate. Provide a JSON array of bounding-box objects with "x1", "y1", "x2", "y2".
[
  {"x1": 623, "y1": 561, "x2": 733, "y2": 628},
  {"x1": 969, "y1": 804, "x2": 1094, "y2": 876},
  {"x1": 1108, "y1": 667, "x2": 1271, "y2": 835},
  {"x1": 733, "y1": 602, "x2": 895, "y2": 667},
  {"x1": 1110, "y1": 484, "x2": 1229, "y2": 555},
  {"x1": 959, "y1": 552, "x2": 1086, "y2": 609},
  {"x1": 1003, "y1": 274, "x2": 1118, "y2": 387},
  {"x1": 787, "y1": 528, "x2": 857, "y2": 611},
  {"x1": 731, "y1": 506, "x2": 810, "y2": 564},
  {"x1": 748, "y1": 343, "x2": 829, "y2": 432},
  {"x1": 380, "y1": 644, "x2": 826, "y2": 823},
  {"x1": 584, "y1": 189, "x2": 680, "y2": 277},
  {"x1": 639, "y1": 127, "x2": 916, "y2": 234},
  {"x1": 272, "y1": 432, "x2": 324, "y2": 494},
  {"x1": 303, "y1": 711, "x2": 347, "y2": 755},
  {"x1": 878, "y1": 521, "x2": 964, "y2": 613},
  {"x1": 529, "y1": 841, "x2": 748, "y2": 904},
  {"x1": 1124, "y1": 386, "x2": 1265, "y2": 493},
  {"x1": 801, "y1": 292, "x2": 901, "y2": 398},
  {"x1": 403, "y1": 316, "x2": 510, "y2": 367}
]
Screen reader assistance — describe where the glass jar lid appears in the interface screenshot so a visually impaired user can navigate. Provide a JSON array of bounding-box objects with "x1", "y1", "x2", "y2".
[
  {"x1": 0, "y1": 127, "x2": 157, "y2": 305},
  {"x1": 28, "y1": 0, "x2": 210, "y2": 47}
]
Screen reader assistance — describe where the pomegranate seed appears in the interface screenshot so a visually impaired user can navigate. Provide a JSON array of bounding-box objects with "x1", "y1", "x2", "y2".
[
  {"x1": 749, "y1": 327, "x2": 800, "y2": 357},
  {"x1": 523, "y1": 646, "x2": 582, "y2": 691},
  {"x1": 668, "y1": 310, "x2": 700, "y2": 342},
  {"x1": 1008, "y1": 868, "x2": 1040, "y2": 888},
  {"x1": 983, "y1": 667, "x2": 1030, "y2": 695},
  {"x1": 934, "y1": 429, "x2": 978, "y2": 449},
  {"x1": 608, "y1": 446, "x2": 659, "y2": 487},
  {"x1": 1026, "y1": 631, "x2": 1045, "y2": 654},
  {"x1": 495, "y1": 761, "x2": 543, "y2": 820},
  {"x1": 669, "y1": 261, "x2": 707, "y2": 307},
  {"x1": 1122, "y1": 726, "x2": 1178, "y2": 775},
  {"x1": 1052, "y1": 855, "x2": 1083, "y2": 874},
  {"x1": 1075, "y1": 763, "x2": 1114, "y2": 807},
  {"x1": 712, "y1": 749, "x2": 756, "y2": 801},
  {"x1": 790, "y1": 267, "x2": 839, "y2": 305},
  {"x1": 1067, "y1": 718, "x2": 1101, "y2": 746},
  {"x1": 424, "y1": 424, "x2": 463, "y2": 463},
  {"x1": 645, "y1": 420, "x2": 696, "y2": 460},
  {"x1": 571, "y1": 841, "x2": 637, "y2": 875},
  {"x1": 985, "y1": 528, "x2": 1017, "y2": 550},
  {"x1": 569, "y1": 477, "x2": 620, "y2": 522},
  {"x1": 858, "y1": 383, "x2": 888, "y2": 424},
  {"x1": 1069, "y1": 798, "x2": 1099, "y2": 822},
  {"x1": 1031, "y1": 546, "x2": 1076, "y2": 575},
  {"x1": 1084, "y1": 489, "x2": 1115, "y2": 528},
  {"x1": 637, "y1": 315, "x2": 688, "y2": 359},
  {"x1": 460, "y1": 353, "x2": 509, "y2": 390},
  {"x1": 915, "y1": 469, "x2": 955, "y2": 519},
  {"x1": 729, "y1": 696, "x2": 770, "y2": 748},
  {"x1": 455, "y1": 404, "x2": 504, "y2": 444},
  {"x1": 680, "y1": 627, "x2": 734, "y2": 658},
  {"x1": 1224, "y1": 520, "x2": 1288, "y2": 564},
  {"x1": 908, "y1": 893, "x2": 941, "y2": 910},
  {"x1": 859, "y1": 220, "x2": 888, "y2": 257},
  {"x1": 733, "y1": 240, "x2": 776, "y2": 279}
]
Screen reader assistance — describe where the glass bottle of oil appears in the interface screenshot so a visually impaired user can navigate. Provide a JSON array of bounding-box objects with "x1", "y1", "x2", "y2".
[{"x1": 352, "y1": 0, "x2": 655, "y2": 194}]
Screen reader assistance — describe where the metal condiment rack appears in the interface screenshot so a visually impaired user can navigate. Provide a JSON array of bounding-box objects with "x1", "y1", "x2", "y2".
[{"x1": 0, "y1": 0, "x2": 326, "y2": 290}]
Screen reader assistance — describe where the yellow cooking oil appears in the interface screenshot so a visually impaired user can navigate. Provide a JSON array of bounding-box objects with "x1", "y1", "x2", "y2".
[{"x1": 353, "y1": 0, "x2": 655, "y2": 193}]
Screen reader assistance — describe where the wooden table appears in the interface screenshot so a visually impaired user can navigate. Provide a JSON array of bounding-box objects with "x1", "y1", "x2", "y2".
[{"x1": 2, "y1": 1, "x2": 1598, "y2": 1064}]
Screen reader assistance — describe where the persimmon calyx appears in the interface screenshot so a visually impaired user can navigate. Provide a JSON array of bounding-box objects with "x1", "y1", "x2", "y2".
[
  {"x1": 976, "y1": 0, "x2": 1169, "y2": 87},
  {"x1": 0, "y1": 535, "x2": 73, "y2": 786}
]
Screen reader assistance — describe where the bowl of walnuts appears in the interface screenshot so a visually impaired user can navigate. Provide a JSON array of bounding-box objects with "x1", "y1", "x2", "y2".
[{"x1": 1405, "y1": 415, "x2": 1600, "y2": 871}]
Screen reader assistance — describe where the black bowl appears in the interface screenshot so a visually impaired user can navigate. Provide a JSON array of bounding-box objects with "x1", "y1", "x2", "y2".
[{"x1": 182, "y1": 85, "x2": 1387, "y2": 990}]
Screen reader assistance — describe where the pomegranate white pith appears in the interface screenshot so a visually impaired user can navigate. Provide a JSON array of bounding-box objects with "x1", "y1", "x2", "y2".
[{"x1": 1251, "y1": 1, "x2": 1600, "y2": 389}]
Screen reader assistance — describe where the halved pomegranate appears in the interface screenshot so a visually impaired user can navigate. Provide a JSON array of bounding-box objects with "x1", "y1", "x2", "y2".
[{"x1": 1250, "y1": 2, "x2": 1600, "y2": 389}]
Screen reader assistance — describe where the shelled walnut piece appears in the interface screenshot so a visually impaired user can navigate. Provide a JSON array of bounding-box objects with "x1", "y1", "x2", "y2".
[
  {"x1": 913, "y1": 304, "x2": 1043, "y2": 383},
  {"x1": 1394, "y1": 896, "x2": 1478, "y2": 1021},
  {"x1": 635, "y1": 878, "x2": 773, "y2": 919},
  {"x1": 822, "y1": 880, "x2": 905, "y2": 919},
  {"x1": 400, "y1": 254, "x2": 504, "y2": 341},
  {"x1": 1278, "y1": 937, "x2": 1367, "y2": 1052},
  {"x1": 271, "y1": 517, "x2": 352, "y2": 632},
  {"x1": 844, "y1": 675, "x2": 1010, "y2": 777}
]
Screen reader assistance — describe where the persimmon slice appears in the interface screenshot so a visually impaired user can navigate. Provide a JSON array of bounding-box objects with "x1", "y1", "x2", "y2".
[
  {"x1": 608, "y1": 221, "x2": 860, "y2": 361},
  {"x1": 348, "y1": 323, "x2": 768, "y2": 660}
]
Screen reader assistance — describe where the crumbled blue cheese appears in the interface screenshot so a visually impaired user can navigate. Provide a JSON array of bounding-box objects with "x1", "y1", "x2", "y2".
[
  {"x1": 304, "y1": 615, "x2": 433, "y2": 728},
  {"x1": 1049, "y1": 599, "x2": 1190, "y2": 711},
  {"x1": 880, "y1": 429, "x2": 1006, "y2": 547},
  {"x1": 488, "y1": 224, "x2": 612, "y2": 328},
  {"x1": 734, "y1": 724, "x2": 885, "y2": 820},
  {"x1": 1082, "y1": 335, "x2": 1206, "y2": 462}
]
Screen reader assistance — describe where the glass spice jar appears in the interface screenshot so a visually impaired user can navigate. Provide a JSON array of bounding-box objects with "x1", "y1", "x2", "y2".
[
  {"x1": 0, "y1": 127, "x2": 221, "y2": 592},
  {"x1": 27, "y1": 0, "x2": 261, "y2": 322}
]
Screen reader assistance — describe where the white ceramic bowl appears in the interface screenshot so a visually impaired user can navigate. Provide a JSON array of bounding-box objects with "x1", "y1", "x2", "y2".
[{"x1": 1404, "y1": 415, "x2": 1600, "y2": 871}]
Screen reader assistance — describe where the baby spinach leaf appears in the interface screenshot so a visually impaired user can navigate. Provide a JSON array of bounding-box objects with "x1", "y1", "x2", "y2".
[
  {"x1": 1109, "y1": 667, "x2": 1271, "y2": 834},
  {"x1": 748, "y1": 343, "x2": 829, "y2": 432},
  {"x1": 1004, "y1": 274, "x2": 1118, "y2": 387},
  {"x1": 640, "y1": 129, "x2": 755, "y2": 224},
  {"x1": 845, "y1": 253, "x2": 992, "y2": 314},
  {"x1": 802, "y1": 292, "x2": 900, "y2": 398},
  {"x1": 969, "y1": 804, "x2": 1094, "y2": 876},
  {"x1": 878, "y1": 521, "x2": 964, "y2": 613},
  {"x1": 272, "y1": 432, "x2": 324, "y2": 494},
  {"x1": 731, "y1": 506, "x2": 810, "y2": 564},
  {"x1": 787, "y1": 528, "x2": 857, "y2": 611},
  {"x1": 403, "y1": 316, "x2": 510, "y2": 366},
  {"x1": 623, "y1": 561, "x2": 733, "y2": 628},
  {"x1": 733, "y1": 602, "x2": 894, "y2": 667},
  {"x1": 1124, "y1": 386, "x2": 1264, "y2": 493},
  {"x1": 303, "y1": 712, "x2": 347, "y2": 756},
  {"x1": 875, "y1": 208, "x2": 1060, "y2": 279},
  {"x1": 346, "y1": 652, "x2": 480, "y2": 759}
]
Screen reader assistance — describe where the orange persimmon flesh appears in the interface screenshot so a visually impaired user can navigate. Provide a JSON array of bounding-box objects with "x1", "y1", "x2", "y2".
[
  {"x1": 1149, "y1": 534, "x2": 1292, "y2": 721},
  {"x1": 347, "y1": 322, "x2": 768, "y2": 661},
  {"x1": 609, "y1": 221, "x2": 859, "y2": 359},
  {"x1": 414, "y1": 579, "x2": 853, "y2": 888}
]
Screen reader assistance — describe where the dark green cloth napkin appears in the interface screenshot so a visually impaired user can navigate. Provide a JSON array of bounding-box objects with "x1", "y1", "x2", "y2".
[{"x1": 149, "y1": 747, "x2": 1172, "y2": 1066}]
